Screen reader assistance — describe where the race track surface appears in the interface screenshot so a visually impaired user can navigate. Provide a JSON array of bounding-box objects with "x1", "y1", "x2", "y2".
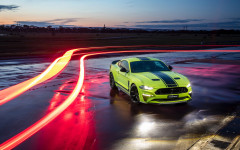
[{"x1": 0, "y1": 47, "x2": 240, "y2": 150}]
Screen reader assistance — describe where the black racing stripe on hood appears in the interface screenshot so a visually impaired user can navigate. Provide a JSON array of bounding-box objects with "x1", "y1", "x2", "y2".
[
  {"x1": 137, "y1": 57, "x2": 150, "y2": 60},
  {"x1": 151, "y1": 72, "x2": 178, "y2": 87}
]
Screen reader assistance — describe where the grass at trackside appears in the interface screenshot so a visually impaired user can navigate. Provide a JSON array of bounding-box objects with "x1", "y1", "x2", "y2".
[{"x1": 0, "y1": 32, "x2": 240, "y2": 59}]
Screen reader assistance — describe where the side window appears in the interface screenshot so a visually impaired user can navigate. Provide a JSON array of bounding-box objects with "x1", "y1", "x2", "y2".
[
  {"x1": 121, "y1": 60, "x2": 129, "y2": 71},
  {"x1": 118, "y1": 61, "x2": 122, "y2": 67}
]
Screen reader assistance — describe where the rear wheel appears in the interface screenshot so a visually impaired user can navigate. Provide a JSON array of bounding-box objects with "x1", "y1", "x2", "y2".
[
  {"x1": 130, "y1": 84, "x2": 140, "y2": 104},
  {"x1": 109, "y1": 73, "x2": 117, "y2": 89}
]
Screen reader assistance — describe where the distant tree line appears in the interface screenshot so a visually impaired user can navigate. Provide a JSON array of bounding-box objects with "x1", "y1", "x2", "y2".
[{"x1": 0, "y1": 24, "x2": 240, "y2": 34}]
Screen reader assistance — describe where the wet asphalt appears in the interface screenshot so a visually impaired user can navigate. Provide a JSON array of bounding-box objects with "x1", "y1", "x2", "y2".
[{"x1": 0, "y1": 48, "x2": 240, "y2": 150}]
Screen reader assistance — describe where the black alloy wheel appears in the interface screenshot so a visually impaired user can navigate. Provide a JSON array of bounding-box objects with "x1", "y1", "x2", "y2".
[
  {"x1": 130, "y1": 84, "x2": 140, "y2": 104},
  {"x1": 110, "y1": 73, "x2": 117, "y2": 89}
]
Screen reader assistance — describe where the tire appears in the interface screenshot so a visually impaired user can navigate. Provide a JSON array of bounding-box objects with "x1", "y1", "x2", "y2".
[
  {"x1": 130, "y1": 84, "x2": 140, "y2": 104},
  {"x1": 109, "y1": 73, "x2": 117, "y2": 89}
]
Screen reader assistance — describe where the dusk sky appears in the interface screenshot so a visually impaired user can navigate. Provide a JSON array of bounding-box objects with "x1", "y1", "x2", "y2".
[{"x1": 1, "y1": 0, "x2": 240, "y2": 30}]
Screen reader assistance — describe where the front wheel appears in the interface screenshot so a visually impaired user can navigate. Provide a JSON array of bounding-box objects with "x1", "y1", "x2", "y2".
[
  {"x1": 130, "y1": 84, "x2": 140, "y2": 104},
  {"x1": 109, "y1": 73, "x2": 117, "y2": 89}
]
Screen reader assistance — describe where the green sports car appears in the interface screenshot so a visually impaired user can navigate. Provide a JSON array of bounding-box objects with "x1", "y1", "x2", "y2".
[{"x1": 109, "y1": 57, "x2": 192, "y2": 104}]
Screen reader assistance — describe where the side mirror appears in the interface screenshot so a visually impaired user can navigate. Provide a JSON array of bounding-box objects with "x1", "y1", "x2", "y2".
[
  {"x1": 168, "y1": 65, "x2": 173, "y2": 71},
  {"x1": 120, "y1": 67, "x2": 127, "y2": 72}
]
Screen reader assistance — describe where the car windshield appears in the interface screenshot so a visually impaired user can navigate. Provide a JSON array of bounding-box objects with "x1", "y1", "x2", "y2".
[{"x1": 130, "y1": 61, "x2": 170, "y2": 73}]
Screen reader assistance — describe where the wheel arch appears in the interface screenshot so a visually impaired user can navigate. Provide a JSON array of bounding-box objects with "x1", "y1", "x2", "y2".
[
  {"x1": 129, "y1": 78, "x2": 144, "y2": 103},
  {"x1": 109, "y1": 69, "x2": 116, "y2": 79},
  {"x1": 129, "y1": 78, "x2": 141, "y2": 91}
]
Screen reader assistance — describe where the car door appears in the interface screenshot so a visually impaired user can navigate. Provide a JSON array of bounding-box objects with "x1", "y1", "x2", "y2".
[{"x1": 118, "y1": 60, "x2": 130, "y2": 91}]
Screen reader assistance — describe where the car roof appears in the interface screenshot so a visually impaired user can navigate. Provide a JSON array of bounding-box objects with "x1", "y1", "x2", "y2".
[{"x1": 123, "y1": 57, "x2": 160, "y2": 62}]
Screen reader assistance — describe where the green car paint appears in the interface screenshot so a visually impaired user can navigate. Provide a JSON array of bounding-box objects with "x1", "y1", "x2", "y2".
[{"x1": 109, "y1": 57, "x2": 192, "y2": 104}]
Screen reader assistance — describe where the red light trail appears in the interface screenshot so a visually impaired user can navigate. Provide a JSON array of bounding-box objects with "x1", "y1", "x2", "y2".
[
  {"x1": 0, "y1": 49, "x2": 77, "y2": 106},
  {"x1": 0, "y1": 45, "x2": 239, "y2": 105},
  {"x1": 0, "y1": 53, "x2": 86, "y2": 150},
  {"x1": 0, "y1": 46, "x2": 240, "y2": 149}
]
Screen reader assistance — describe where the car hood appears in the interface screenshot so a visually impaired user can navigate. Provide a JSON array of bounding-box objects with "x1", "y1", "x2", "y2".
[{"x1": 132, "y1": 71, "x2": 189, "y2": 88}]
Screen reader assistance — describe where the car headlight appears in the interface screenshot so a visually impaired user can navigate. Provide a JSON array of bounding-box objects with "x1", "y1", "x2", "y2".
[
  {"x1": 142, "y1": 93, "x2": 153, "y2": 97},
  {"x1": 139, "y1": 85, "x2": 153, "y2": 90},
  {"x1": 187, "y1": 83, "x2": 191, "y2": 88}
]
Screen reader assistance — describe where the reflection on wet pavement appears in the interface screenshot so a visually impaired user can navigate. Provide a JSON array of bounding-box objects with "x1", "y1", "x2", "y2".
[
  {"x1": 0, "y1": 60, "x2": 51, "y2": 90},
  {"x1": 0, "y1": 51, "x2": 240, "y2": 150}
]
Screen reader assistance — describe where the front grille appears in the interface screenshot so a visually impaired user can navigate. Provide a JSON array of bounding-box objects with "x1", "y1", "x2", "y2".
[{"x1": 155, "y1": 87, "x2": 188, "y2": 95}]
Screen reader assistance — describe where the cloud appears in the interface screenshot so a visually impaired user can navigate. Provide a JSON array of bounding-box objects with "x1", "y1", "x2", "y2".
[
  {"x1": 17, "y1": 21, "x2": 55, "y2": 27},
  {"x1": 228, "y1": 17, "x2": 240, "y2": 21},
  {"x1": 126, "y1": 1, "x2": 134, "y2": 7},
  {"x1": 16, "y1": 18, "x2": 84, "y2": 27},
  {"x1": 133, "y1": 21, "x2": 240, "y2": 30},
  {"x1": 0, "y1": 5, "x2": 19, "y2": 12},
  {"x1": 47, "y1": 18, "x2": 83, "y2": 25},
  {"x1": 116, "y1": 19, "x2": 240, "y2": 30},
  {"x1": 115, "y1": 25, "x2": 128, "y2": 28},
  {"x1": 16, "y1": 21, "x2": 75, "y2": 27},
  {"x1": 136, "y1": 19, "x2": 204, "y2": 24}
]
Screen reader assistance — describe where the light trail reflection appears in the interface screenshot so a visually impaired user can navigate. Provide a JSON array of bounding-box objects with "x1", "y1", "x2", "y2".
[
  {"x1": 48, "y1": 81, "x2": 70, "y2": 111},
  {"x1": 0, "y1": 54, "x2": 86, "y2": 150},
  {"x1": 35, "y1": 94, "x2": 97, "y2": 150},
  {"x1": 0, "y1": 49, "x2": 77, "y2": 106},
  {"x1": 0, "y1": 46, "x2": 239, "y2": 149},
  {"x1": 0, "y1": 46, "x2": 239, "y2": 106}
]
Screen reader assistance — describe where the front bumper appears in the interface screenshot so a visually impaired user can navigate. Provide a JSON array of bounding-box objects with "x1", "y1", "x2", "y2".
[{"x1": 139, "y1": 87, "x2": 192, "y2": 104}]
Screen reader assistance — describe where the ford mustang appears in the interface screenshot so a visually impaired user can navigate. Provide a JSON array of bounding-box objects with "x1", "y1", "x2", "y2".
[{"x1": 109, "y1": 57, "x2": 192, "y2": 104}]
